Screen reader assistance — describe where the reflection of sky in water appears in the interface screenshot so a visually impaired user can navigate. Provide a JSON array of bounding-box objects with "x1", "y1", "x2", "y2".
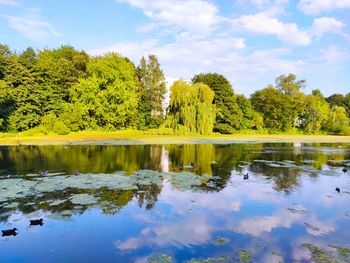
[{"x1": 0, "y1": 143, "x2": 350, "y2": 262}]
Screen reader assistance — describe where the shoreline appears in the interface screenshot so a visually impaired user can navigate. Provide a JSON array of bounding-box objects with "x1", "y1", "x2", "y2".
[{"x1": 0, "y1": 133, "x2": 349, "y2": 145}]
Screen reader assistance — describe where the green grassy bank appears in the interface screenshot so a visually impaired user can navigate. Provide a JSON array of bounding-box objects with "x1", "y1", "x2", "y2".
[{"x1": 0, "y1": 131, "x2": 349, "y2": 145}]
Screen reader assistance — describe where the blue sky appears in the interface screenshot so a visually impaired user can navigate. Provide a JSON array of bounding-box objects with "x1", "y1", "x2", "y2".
[{"x1": 1, "y1": 0, "x2": 349, "y2": 96}]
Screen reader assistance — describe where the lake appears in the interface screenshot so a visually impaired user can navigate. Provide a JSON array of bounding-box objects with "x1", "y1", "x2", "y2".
[{"x1": 0, "y1": 143, "x2": 350, "y2": 263}]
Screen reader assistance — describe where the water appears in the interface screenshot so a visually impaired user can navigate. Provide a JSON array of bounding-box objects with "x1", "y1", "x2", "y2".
[{"x1": 0, "y1": 143, "x2": 349, "y2": 263}]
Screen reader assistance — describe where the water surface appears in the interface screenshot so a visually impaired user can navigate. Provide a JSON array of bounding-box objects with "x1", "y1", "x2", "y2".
[{"x1": 0, "y1": 143, "x2": 350, "y2": 262}]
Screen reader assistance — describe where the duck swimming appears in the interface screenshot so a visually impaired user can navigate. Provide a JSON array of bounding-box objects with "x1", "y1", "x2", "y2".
[
  {"x1": 30, "y1": 218, "x2": 44, "y2": 226},
  {"x1": 343, "y1": 168, "x2": 348, "y2": 173},
  {"x1": 336, "y1": 187, "x2": 340, "y2": 193},
  {"x1": 39, "y1": 170, "x2": 48, "y2": 176},
  {"x1": 2, "y1": 228, "x2": 17, "y2": 236},
  {"x1": 73, "y1": 171, "x2": 80, "y2": 176},
  {"x1": 244, "y1": 173, "x2": 249, "y2": 180}
]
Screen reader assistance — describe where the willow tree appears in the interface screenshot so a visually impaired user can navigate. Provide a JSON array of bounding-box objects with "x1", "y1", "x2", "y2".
[{"x1": 167, "y1": 80, "x2": 215, "y2": 135}]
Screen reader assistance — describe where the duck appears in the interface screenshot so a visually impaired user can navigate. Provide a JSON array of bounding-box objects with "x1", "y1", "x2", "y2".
[
  {"x1": 30, "y1": 218, "x2": 44, "y2": 226},
  {"x1": 335, "y1": 187, "x2": 340, "y2": 193},
  {"x1": 39, "y1": 170, "x2": 48, "y2": 177},
  {"x1": 244, "y1": 173, "x2": 249, "y2": 180},
  {"x1": 343, "y1": 168, "x2": 348, "y2": 173},
  {"x1": 1, "y1": 228, "x2": 17, "y2": 236},
  {"x1": 73, "y1": 171, "x2": 80, "y2": 176}
]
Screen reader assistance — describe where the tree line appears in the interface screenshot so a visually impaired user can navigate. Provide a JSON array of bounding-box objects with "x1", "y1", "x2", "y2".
[{"x1": 0, "y1": 44, "x2": 349, "y2": 135}]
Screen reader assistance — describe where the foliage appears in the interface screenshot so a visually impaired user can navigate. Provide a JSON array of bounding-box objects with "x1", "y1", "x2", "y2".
[
  {"x1": 328, "y1": 106, "x2": 349, "y2": 134},
  {"x1": 251, "y1": 74, "x2": 307, "y2": 131},
  {"x1": 69, "y1": 53, "x2": 140, "y2": 130},
  {"x1": 166, "y1": 80, "x2": 215, "y2": 135},
  {"x1": 301, "y1": 91, "x2": 329, "y2": 134},
  {"x1": 0, "y1": 43, "x2": 349, "y2": 136},
  {"x1": 137, "y1": 55, "x2": 166, "y2": 128},
  {"x1": 192, "y1": 73, "x2": 242, "y2": 133}
]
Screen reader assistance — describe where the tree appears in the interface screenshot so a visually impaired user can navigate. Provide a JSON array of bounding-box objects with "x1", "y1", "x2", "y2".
[
  {"x1": 137, "y1": 55, "x2": 166, "y2": 128},
  {"x1": 251, "y1": 74, "x2": 306, "y2": 131},
  {"x1": 328, "y1": 106, "x2": 349, "y2": 134},
  {"x1": 236, "y1": 94, "x2": 263, "y2": 130},
  {"x1": 326, "y1": 94, "x2": 345, "y2": 108},
  {"x1": 166, "y1": 80, "x2": 215, "y2": 135},
  {"x1": 192, "y1": 73, "x2": 242, "y2": 133},
  {"x1": 34, "y1": 45, "x2": 89, "y2": 115},
  {"x1": 301, "y1": 90, "x2": 329, "y2": 134},
  {"x1": 68, "y1": 52, "x2": 140, "y2": 130},
  {"x1": 18, "y1": 47, "x2": 37, "y2": 70},
  {"x1": 251, "y1": 86, "x2": 287, "y2": 130},
  {"x1": 0, "y1": 45, "x2": 43, "y2": 131}
]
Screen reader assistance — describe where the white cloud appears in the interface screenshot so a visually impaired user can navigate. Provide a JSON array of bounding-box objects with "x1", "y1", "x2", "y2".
[
  {"x1": 5, "y1": 15, "x2": 60, "y2": 41},
  {"x1": 311, "y1": 17, "x2": 344, "y2": 37},
  {"x1": 298, "y1": 0, "x2": 350, "y2": 15},
  {"x1": 115, "y1": 214, "x2": 213, "y2": 250},
  {"x1": 0, "y1": 0, "x2": 17, "y2": 4},
  {"x1": 238, "y1": 0, "x2": 288, "y2": 7},
  {"x1": 231, "y1": 13, "x2": 312, "y2": 46},
  {"x1": 116, "y1": 0, "x2": 220, "y2": 35}
]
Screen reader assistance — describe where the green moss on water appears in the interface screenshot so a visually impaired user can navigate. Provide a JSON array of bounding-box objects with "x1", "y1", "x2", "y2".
[
  {"x1": 239, "y1": 250, "x2": 251, "y2": 263},
  {"x1": 148, "y1": 254, "x2": 173, "y2": 263},
  {"x1": 185, "y1": 256, "x2": 228, "y2": 263},
  {"x1": 211, "y1": 237, "x2": 230, "y2": 246},
  {"x1": 303, "y1": 244, "x2": 338, "y2": 263},
  {"x1": 303, "y1": 243, "x2": 350, "y2": 263}
]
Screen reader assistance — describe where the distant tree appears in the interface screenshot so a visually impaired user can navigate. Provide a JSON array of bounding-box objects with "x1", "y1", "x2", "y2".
[
  {"x1": 251, "y1": 74, "x2": 306, "y2": 131},
  {"x1": 18, "y1": 47, "x2": 37, "y2": 70},
  {"x1": 166, "y1": 80, "x2": 215, "y2": 135},
  {"x1": 302, "y1": 90, "x2": 329, "y2": 134},
  {"x1": 137, "y1": 55, "x2": 166, "y2": 128},
  {"x1": 326, "y1": 93, "x2": 345, "y2": 108},
  {"x1": 34, "y1": 45, "x2": 89, "y2": 115},
  {"x1": 236, "y1": 94, "x2": 263, "y2": 130},
  {"x1": 192, "y1": 73, "x2": 242, "y2": 133},
  {"x1": 344, "y1": 92, "x2": 350, "y2": 117},
  {"x1": 328, "y1": 106, "x2": 349, "y2": 134},
  {"x1": 0, "y1": 45, "x2": 43, "y2": 131},
  {"x1": 68, "y1": 52, "x2": 139, "y2": 130}
]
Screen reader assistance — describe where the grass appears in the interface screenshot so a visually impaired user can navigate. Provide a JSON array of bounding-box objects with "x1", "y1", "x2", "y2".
[{"x1": 0, "y1": 130, "x2": 349, "y2": 145}]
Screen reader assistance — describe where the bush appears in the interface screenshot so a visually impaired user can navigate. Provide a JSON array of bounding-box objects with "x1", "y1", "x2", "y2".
[
  {"x1": 214, "y1": 123, "x2": 235, "y2": 134},
  {"x1": 338, "y1": 126, "x2": 350, "y2": 136}
]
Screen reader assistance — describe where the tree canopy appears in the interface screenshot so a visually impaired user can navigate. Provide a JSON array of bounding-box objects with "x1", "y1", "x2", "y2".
[{"x1": 0, "y1": 43, "x2": 349, "y2": 135}]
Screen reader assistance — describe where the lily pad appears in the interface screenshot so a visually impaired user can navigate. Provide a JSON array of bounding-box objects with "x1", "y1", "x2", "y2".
[
  {"x1": 212, "y1": 237, "x2": 230, "y2": 246},
  {"x1": 148, "y1": 254, "x2": 173, "y2": 263},
  {"x1": 239, "y1": 250, "x2": 251, "y2": 263},
  {"x1": 70, "y1": 194, "x2": 98, "y2": 205}
]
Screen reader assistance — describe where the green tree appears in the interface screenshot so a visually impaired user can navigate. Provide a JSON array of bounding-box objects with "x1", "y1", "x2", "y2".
[
  {"x1": 137, "y1": 55, "x2": 166, "y2": 128},
  {"x1": 251, "y1": 74, "x2": 306, "y2": 131},
  {"x1": 18, "y1": 47, "x2": 37, "y2": 70},
  {"x1": 326, "y1": 94, "x2": 345, "y2": 108},
  {"x1": 0, "y1": 45, "x2": 43, "y2": 131},
  {"x1": 328, "y1": 106, "x2": 349, "y2": 134},
  {"x1": 166, "y1": 80, "x2": 215, "y2": 135},
  {"x1": 236, "y1": 94, "x2": 263, "y2": 130},
  {"x1": 68, "y1": 52, "x2": 140, "y2": 130},
  {"x1": 302, "y1": 90, "x2": 329, "y2": 134},
  {"x1": 192, "y1": 73, "x2": 242, "y2": 134},
  {"x1": 34, "y1": 45, "x2": 89, "y2": 115}
]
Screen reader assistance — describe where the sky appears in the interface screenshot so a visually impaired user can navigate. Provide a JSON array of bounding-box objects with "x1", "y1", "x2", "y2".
[{"x1": 0, "y1": 0, "x2": 349, "y2": 96}]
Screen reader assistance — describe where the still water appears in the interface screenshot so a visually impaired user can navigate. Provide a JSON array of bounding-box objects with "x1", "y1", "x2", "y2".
[{"x1": 0, "y1": 143, "x2": 349, "y2": 263}]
